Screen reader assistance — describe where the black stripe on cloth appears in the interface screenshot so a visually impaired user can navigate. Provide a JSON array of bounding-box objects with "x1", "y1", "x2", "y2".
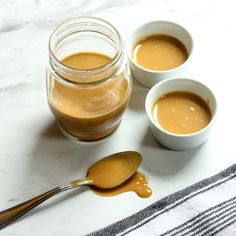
[
  {"x1": 88, "y1": 164, "x2": 236, "y2": 236},
  {"x1": 181, "y1": 201, "x2": 236, "y2": 236},
  {"x1": 120, "y1": 176, "x2": 236, "y2": 236},
  {"x1": 194, "y1": 210, "x2": 236, "y2": 236},
  {"x1": 162, "y1": 196, "x2": 236, "y2": 236},
  {"x1": 209, "y1": 217, "x2": 236, "y2": 236},
  {"x1": 119, "y1": 174, "x2": 236, "y2": 236}
]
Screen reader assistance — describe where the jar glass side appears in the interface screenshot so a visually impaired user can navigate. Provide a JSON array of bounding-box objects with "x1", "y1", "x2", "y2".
[{"x1": 47, "y1": 17, "x2": 132, "y2": 141}]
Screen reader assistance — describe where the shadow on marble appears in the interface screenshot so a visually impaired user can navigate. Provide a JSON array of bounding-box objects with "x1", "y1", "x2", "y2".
[
  {"x1": 21, "y1": 187, "x2": 88, "y2": 221},
  {"x1": 25, "y1": 119, "x2": 107, "y2": 190},
  {"x1": 128, "y1": 79, "x2": 149, "y2": 112},
  {"x1": 141, "y1": 126, "x2": 166, "y2": 150},
  {"x1": 140, "y1": 127, "x2": 200, "y2": 177},
  {"x1": 40, "y1": 120, "x2": 64, "y2": 139}
]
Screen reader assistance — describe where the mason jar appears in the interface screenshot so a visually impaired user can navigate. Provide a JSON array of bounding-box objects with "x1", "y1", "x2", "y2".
[{"x1": 47, "y1": 17, "x2": 132, "y2": 141}]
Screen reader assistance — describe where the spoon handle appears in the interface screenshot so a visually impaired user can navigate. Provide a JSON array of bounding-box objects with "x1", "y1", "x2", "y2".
[{"x1": 0, "y1": 178, "x2": 89, "y2": 230}]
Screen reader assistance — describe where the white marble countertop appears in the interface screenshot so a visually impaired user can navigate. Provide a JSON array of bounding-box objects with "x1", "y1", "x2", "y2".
[{"x1": 1, "y1": 0, "x2": 236, "y2": 235}]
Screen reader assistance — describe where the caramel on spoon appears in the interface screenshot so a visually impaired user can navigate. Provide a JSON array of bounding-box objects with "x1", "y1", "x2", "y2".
[{"x1": 0, "y1": 151, "x2": 141, "y2": 230}]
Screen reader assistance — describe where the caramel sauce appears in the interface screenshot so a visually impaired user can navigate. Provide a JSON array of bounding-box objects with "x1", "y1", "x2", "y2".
[
  {"x1": 133, "y1": 34, "x2": 188, "y2": 71},
  {"x1": 91, "y1": 171, "x2": 152, "y2": 198},
  {"x1": 62, "y1": 52, "x2": 110, "y2": 70},
  {"x1": 85, "y1": 151, "x2": 152, "y2": 198},
  {"x1": 86, "y1": 151, "x2": 142, "y2": 189},
  {"x1": 48, "y1": 52, "x2": 130, "y2": 141},
  {"x1": 153, "y1": 92, "x2": 211, "y2": 134}
]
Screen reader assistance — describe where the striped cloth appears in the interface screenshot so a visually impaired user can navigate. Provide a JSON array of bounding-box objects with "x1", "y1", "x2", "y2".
[{"x1": 89, "y1": 164, "x2": 236, "y2": 236}]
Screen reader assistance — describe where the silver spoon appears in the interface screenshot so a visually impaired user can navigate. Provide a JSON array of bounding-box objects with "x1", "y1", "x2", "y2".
[{"x1": 0, "y1": 151, "x2": 141, "y2": 230}]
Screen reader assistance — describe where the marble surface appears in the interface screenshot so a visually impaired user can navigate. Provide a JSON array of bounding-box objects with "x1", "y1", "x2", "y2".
[{"x1": 1, "y1": 0, "x2": 236, "y2": 235}]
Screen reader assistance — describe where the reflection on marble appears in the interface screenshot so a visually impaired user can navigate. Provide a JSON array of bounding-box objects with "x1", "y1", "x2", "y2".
[{"x1": 1, "y1": 0, "x2": 236, "y2": 235}]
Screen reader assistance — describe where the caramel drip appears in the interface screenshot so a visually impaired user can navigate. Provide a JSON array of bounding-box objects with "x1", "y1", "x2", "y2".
[{"x1": 91, "y1": 172, "x2": 152, "y2": 198}]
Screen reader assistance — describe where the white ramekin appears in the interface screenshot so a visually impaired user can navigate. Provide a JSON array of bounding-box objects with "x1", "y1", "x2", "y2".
[
  {"x1": 145, "y1": 78, "x2": 217, "y2": 150},
  {"x1": 127, "y1": 21, "x2": 193, "y2": 88}
]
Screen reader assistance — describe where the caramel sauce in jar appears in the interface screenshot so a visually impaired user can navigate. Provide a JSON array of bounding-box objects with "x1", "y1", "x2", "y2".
[{"x1": 47, "y1": 17, "x2": 131, "y2": 141}]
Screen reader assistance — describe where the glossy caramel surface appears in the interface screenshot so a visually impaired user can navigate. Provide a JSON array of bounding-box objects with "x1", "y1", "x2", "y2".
[
  {"x1": 91, "y1": 171, "x2": 152, "y2": 198},
  {"x1": 87, "y1": 151, "x2": 142, "y2": 189},
  {"x1": 153, "y1": 92, "x2": 211, "y2": 134},
  {"x1": 133, "y1": 35, "x2": 188, "y2": 71}
]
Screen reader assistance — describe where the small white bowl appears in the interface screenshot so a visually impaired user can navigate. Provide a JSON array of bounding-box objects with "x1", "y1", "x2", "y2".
[
  {"x1": 145, "y1": 78, "x2": 217, "y2": 150},
  {"x1": 127, "y1": 21, "x2": 193, "y2": 88}
]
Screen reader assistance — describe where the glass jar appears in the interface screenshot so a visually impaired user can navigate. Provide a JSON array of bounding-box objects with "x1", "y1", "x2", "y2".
[{"x1": 47, "y1": 17, "x2": 132, "y2": 141}]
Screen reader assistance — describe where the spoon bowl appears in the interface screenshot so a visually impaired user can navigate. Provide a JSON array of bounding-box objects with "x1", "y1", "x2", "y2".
[{"x1": 87, "y1": 151, "x2": 142, "y2": 189}]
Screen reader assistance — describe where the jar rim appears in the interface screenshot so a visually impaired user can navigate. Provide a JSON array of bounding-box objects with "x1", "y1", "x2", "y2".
[{"x1": 49, "y1": 16, "x2": 124, "y2": 83}]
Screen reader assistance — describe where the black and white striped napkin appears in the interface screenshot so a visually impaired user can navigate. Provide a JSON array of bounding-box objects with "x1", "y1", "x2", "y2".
[{"x1": 89, "y1": 164, "x2": 236, "y2": 236}]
